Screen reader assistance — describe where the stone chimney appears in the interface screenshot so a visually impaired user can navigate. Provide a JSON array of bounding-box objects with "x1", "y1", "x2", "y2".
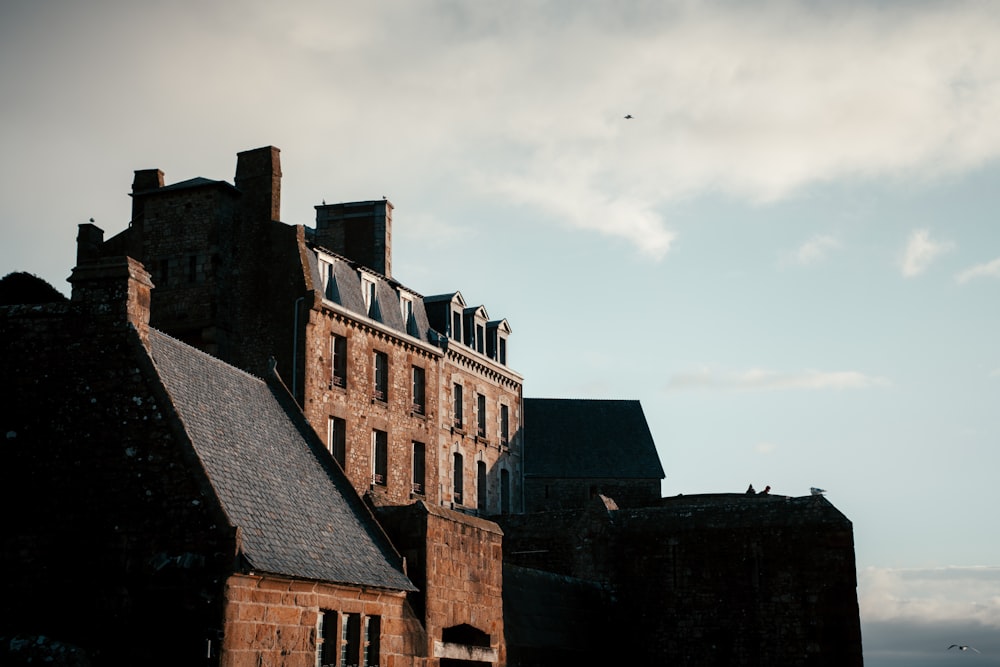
[
  {"x1": 76, "y1": 222, "x2": 105, "y2": 266},
  {"x1": 314, "y1": 199, "x2": 393, "y2": 278},
  {"x1": 69, "y1": 253, "x2": 154, "y2": 347},
  {"x1": 130, "y1": 168, "x2": 164, "y2": 225},
  {"x1": 235, "y1": 146, "x2": 282, "y2": 222}
]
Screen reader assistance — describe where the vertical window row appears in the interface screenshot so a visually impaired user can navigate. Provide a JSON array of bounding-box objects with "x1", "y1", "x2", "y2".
[{"x1": 317, "y1": 611, "x2": 381, "y2": 667}]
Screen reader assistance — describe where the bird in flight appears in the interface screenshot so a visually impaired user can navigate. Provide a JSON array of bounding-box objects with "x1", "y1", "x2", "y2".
[
  {"x1": 948, "y1": 645, "x2": 981, "y2": 653},
  {"x1": 624, "y1": 114, "x2": 633, "y2": 119}
]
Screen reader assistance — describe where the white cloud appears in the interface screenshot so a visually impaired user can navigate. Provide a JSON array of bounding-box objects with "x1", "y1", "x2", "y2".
[
  {"x1": 790, "y1": 234, "x2": 841, "y2": 266},
  {"x1": 955, "y1": 257, "x2": 1000, "y2": 284},
  {"x1": 666, "y1": 366, "x2": 890, "y2": 392},
  {"x1": 860, "y1": 566, "x2": 1000, "y2": 628},
  {"x1": 900, "y1": 230, "x2": 955, "y2": 277}
]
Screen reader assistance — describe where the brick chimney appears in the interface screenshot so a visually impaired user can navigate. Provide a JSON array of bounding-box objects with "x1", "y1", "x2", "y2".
[
  {"x1": 314, "y1": 199, "x2": 393, "y2": 278},
  {"x1": 235, "y1": 146, "x2": 282, "y2": 222},
  {"x1": 76, "y1": 222, "x2": 105, "y2": 266},
  {"x1": 69, "y1": 252, "x2": 154, "y2": 347}
]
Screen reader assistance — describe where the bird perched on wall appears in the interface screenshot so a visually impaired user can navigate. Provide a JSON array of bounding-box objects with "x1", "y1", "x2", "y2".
[
  {"x1": 746, "y1": 484, "x2": 756, "y2": 494},
  {"x1": 810, "y1": 487, "x2": 827, "y2": 496},
  {"x1": 624, "y1": 114, "x2": 633, "y2": 119},
  {"x1": 948, "y1": 645, "x2": 980, "y2": 653}
]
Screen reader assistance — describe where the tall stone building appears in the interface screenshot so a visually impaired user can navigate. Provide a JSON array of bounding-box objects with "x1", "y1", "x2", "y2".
[{"x1": 0, "y1": 146, "x2": 864, "y2": 667}]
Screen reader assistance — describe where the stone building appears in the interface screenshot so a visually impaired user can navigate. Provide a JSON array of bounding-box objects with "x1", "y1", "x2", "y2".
[{"x1": 0, "y1": 145, "x2": 864, "y2": 666}]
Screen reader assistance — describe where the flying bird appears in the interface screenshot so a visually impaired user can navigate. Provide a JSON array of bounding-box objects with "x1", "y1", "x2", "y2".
[
  {"x1": 810, "y1": 487, "x2": 827, "y2": 496},
  {"x1": 948, "y1": 645, "x2": 980, "y2": 653},
  {"x1": 624, "y1": 114, "x2": 633, "y2": 119}
]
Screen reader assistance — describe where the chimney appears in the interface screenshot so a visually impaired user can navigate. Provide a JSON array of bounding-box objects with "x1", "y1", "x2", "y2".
[
  {"x1": 76, "y1": 222, "x2": 105, "y2": 265},
  {"x1": 69, "y1": 256, "x2": 154, "y2": 347},
  {"x1": 315, "y1": 199, "x2": 393, "y2": 278},
  {"x1": 235, "y1": 146, "x2": 282, "y2": 222},
  {"x1": 130, "y1": 168, "x2": 164, "y2": 224}
]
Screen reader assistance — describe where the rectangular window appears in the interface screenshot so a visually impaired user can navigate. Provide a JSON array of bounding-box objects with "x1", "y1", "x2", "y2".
[
  {"x1": 477, "y1": 393, "x2": 487, "y2": 438},
  {"x1": 452, "y1": 311, "x2": 462, "y2": 341},
  {"x1": 411, "y1": 366, "x2": 426, "y2": 414},
  {"x1": 372, "y1": 430, "x2": 387, "y2": 486},
  {"x1": 362, "y1": 276, "x2": 377, "y2": 316},
  {"x1": 476, "y1": 324, "x2": 485, "y2": 353},
  {"x1": 373, "y1": 351, "x2": 388, "y2": 402},
  {"x1": 342, "y1": 613, "x2": 361, "y2": 667},
  {"x1": 317, "y1": 610, "x2": 339, "y2": 667},
  {"x1": 188, "y1": 255, "x2": 197, "y2": 283},
  {"x1": 477, "y1": 460, "x2": 487, "y2": 511},
  {"x1": 327, "y1": 416, "x2": 346, "y2": 468},
  {"x1": 500, "y1": 404, "x2": 509, "y2": 446},
  {"x1": 330, "y1": 334, "x2": 347, "y2": 389},
  {"x1": 401, "y1": 295, "x2": 416, "y2": 335},
  {"x1": 412, "y1": 441, "x2": 426, "y2": 494},
  {"x1": 453, "y1": 383, "x2": 463, "y2": 429},
  {"x1": 499, "y1": 337, "x2": 507, "y2": 365},
  {"x1": 364, "y1": 615, "x2": 381, "y2": 667},
  {"x1": 453, "y1": 453, "x2": 464, "y2": 505}
]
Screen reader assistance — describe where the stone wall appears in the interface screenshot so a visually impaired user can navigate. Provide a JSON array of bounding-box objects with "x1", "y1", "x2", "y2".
[
  {"x1": 222, "y1": 574, "x2": 424, "y2": 667},
  {"x1": 523, "y1": 476, "x2": 660, "y2": 512}
]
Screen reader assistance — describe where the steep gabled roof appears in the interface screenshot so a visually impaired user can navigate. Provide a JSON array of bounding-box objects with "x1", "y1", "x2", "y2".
[
  {"x1": 524, "y1": 398, "x2": 665, "y2": 480},
  {"x1": 147, "y1": 329, "x2": 415, "y2": 591}
]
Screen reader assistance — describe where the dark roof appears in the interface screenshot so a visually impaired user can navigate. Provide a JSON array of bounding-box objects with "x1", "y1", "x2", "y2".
[
  {"x1": 524, "y1": 398, "x2": 664, "y2": 480},
  {"x1": 146, "y1": 329, "x2": 415, "y2": 591},
  {"x1": 134, "y1": 177, "x2": 238, "y2": 196}
]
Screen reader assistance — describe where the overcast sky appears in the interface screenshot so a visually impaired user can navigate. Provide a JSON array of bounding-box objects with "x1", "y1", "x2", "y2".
[{"x1": 3, "y1": 1, "x2": 999, "y2": 663}]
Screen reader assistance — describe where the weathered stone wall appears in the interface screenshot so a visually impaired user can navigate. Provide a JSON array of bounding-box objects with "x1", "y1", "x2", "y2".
[
  {"x1": 498, "y1": 494, "x2": 864, "y2": 667},
  {"x1": 222, "y1": 574, "x2": 424, "y2": 667},
  {"x1": 0, "y1": 292, "x2": 235, "y2": 665},
  {"x1": 376, "y1": 503, "x2": 505, "y2": 667}
]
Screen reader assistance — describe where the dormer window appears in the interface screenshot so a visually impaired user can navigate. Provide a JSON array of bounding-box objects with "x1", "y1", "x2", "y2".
[
  {"x1": 401, "y1": 294, "x2": 417, "y2": 336},
  {"x1": 451, "y1": 310, "x2": 462, "y2": 341},
  {"x1": 362, "y1": 275, "x2": 380, "y2": 319}
]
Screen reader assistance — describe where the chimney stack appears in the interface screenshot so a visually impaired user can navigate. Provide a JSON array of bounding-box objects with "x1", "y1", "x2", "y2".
[
  {"x1": 76, "y1": 222, "x2": 104, "y2": 266},
  {"x1": 314, "y1": 200, "x2": 393, "y2": 278},
  {"x1": 69, "y1": 256, "x2": 154, "y2": 347},
  {"x1": 130, "y1": 169, "x2": 164, "y2": 225},
  {"x1": 235, "y1": 146, "x2": 282, "y2": 222}
]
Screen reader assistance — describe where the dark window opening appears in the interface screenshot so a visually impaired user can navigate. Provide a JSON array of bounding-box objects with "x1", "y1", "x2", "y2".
[
  {"x1": 411, "y1": 365, "x2": 426, "y2": 414},
  {"x1": 373, "y1": 351, "x2": 388, "y2": 402},
  {"x1": 372, "y1": 430, "x2": 388, "y2": 486},
  {"x1": 477, "y1": 461, "x2": 487, "y2": 511},
  {"x1": 476, "y1": 324, "x2": 485, "y2": 353},
  {"x1": 412, "y1": 441, "x2": 426, "y2": 494},
  {"x1": 453, "y1": 383, "x2": 463, "y2": 429},
  {"x1": 502, "y1": 470, "x2": 511, "y2": 514},
  {"x1": 330, "y1": 334, "x2": 347, "y2": 389},
  {"x1": 476, "y1": 393, "x2": 487, "y2": 439},
  {"x1": 499, "y1": 337, "x2": 507, "y2": 365},
  {"x1": 317, "y1": 610, "x2": 339, "y2": 667},
  {"x1": 452, "y1": 311, "x2": 462, "y2": 341},
  {"x1": 328, "y1": 417, "x2": 346, "y2": 468},
  {"x1": 188, "y1": 255, "x2": 197, "y2": 283},
  {"x1": 500, "y1": 404, "x2": 509, "y2": 446},
  {"x1": 365, "y1": 615, "x2": 381, "y2": 667},
  {"x1": 453, "y1": 453, "x2": 463, "y2": 505},
  {"x1": 342, "y1": 613, "x2": 361, "y2": 667}
]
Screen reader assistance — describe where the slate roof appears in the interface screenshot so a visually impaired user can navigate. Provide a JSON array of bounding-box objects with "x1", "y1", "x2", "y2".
[
  {"x1": 523, "y1": 398, "x2": 665, "y2": 480},
  {"x1": 146, "y1": 329, "x2": 415, "y2": 591}
]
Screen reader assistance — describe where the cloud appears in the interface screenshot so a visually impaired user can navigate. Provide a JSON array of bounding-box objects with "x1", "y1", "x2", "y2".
[
  {"x1": 955, "y1": 257, "x2": 1000, "y2": 284},
  {"x1": 789, "y1": 234, "x2": 841, "y2": 265},
  {"x1": 6, "y1": 2, "x2": 1000, "y2": 260},
  {"x1": 900, "y1": 230, "x2": 954, "y2": 277},
  {"x1": 666, "y1": 367, "x2": 890, "y2": 392},
  {"x1": 860, "y1": 566, "x2": 1000, "y2": 628}
]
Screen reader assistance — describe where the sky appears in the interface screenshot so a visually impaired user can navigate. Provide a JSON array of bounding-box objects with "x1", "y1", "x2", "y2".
[{"x1": 2, "y1": 1, "x2": 999, "y2": 663}]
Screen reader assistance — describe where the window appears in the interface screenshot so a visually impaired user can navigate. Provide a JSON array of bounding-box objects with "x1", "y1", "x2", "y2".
[
  {"x1": 362, "y1": 276, "x2": 377, "y2": 315},
  {"x1": 477, "y1": 460, "x2": 487, "y2": 511},
  {"x1": 364, "y1": 615, "x2": 381, "y2": 667},
  {"x1": 411, "y1": 366, "x2": 425, "y2": 414},
  {"x1": 499, "y1": 337, "x2": 507, "y2": 365},
  {"x1": 500, "y1": 404, "x2": 509, "y2": 446},
  {"x1": 477, "y1": 393, "x2": 487, "y2": 439},
  {"x1": 412, "y1": 441, "x2": 425, "y2": 494},
  {"x1": 453, "y1": 453, "x2": 464, "y2": 505},
  {"x1": 373, "y1": 351, "x2": 388, "y2": 402},
  {"x1": 453, "y1": 383, "x2": 463, "y2": 429},
  {"x1": 188, "y1": 255, "x2": 197, "y2": 283},
  {"x1": 342, "y1": 613, "x2": 361, "y2": 667},
  {"x1": 372, "y1": 430, "x2": 387, "y2": 486},
  {"x1": 501, "y1": 469, "x2": 511, "y2": 515},
  {"x1": 451, "y1": 311, "x2": 462, "y2": 341},
  {"x1": 330, "y1": 334, "x2": 347, "y2": 389},
  {"x1": 327, "y1": 417, "x2": 346, "y2": 468},
  {"x1": 476, "y1": 324, "x2": 485, "y2": 353},
  {"x1": 401, "y1": 294, "x2": 417, "y2": 335},
  {"x1": 317, "y1": 610, "x2": 338, "y2": 667}
]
